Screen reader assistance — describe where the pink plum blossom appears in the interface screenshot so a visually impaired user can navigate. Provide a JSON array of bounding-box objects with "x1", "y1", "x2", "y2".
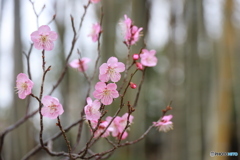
[
  {"x1": 88, "y1": 23, "x2": 101, "y2": 42},
  {"x1": 140, "y1": 49, "x2": 158, "y2": 67},
  {"x1": 91, "y1": 120, "x2": 110, "y2": 138},
  {"x1": 30, "y1": 25, "x2": 58, "y2": 51},
  {"x1": 16, "y1": 73, "x2": 34, "y2": 99},
  {"x1": 153, "y1": 115, "x2": 173, "y2": 132},
  {"x1": 93, "y1": 82, "x2": 119, "y2": 105},
  {"x1": 41, "y1": 96, "x2": 64, "y2": 119},
  {"x1": 84, "y1": 97, "x2": 101, "y2": 121},
  {"x1": 106, "y1": 113, "x2": 134, "y2": 140},
  {"x1": 69, "y1": 58, "x2": 91, "y2": 72},
  {"x1": 90, "y1": 0, "x2": 101, "y2": 3},
  {"x1": 99, "y1": 57, "x2": 125, "y2": 82},
  {"x1": 121, "y1": 15, "x2": 143, "y2": 46}
]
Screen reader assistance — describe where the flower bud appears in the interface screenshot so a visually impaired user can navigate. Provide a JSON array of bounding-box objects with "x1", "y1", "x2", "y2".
[
  {"x1": 130, "y1": 82, "x2": 137, "y2": 89},
  {"x1": 132, "y1": 54, "x2": 139, "y2": 60},
  {"x1": 136, "y1": 62, "x2": 144, "y2": 70}
]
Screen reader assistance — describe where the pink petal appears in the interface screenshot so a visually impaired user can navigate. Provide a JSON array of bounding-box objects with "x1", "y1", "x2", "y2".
[
  {"x1": 30, "y1": 31, "x2": 40, "y2": 42},
  {"x1": 120, "y1": 131, "x2": 128, "y2": 140},
  {"x1": 17, "y1": 73, "x2": 28, "y2": 82},
  {"x1": 69, "y1": 59, "x2": 80, "y2": 68},
  {"x1": 42, "y1": 96, "x2": 53, "y2": 106},
  {"x1": 99, "y1": 63, "x2": 108, "y2": 74},
  {"x1": 110, "y1": 72, "x2": 121, "y2": 82},
  {"x1": 48, "y1": 31, "x2": 58, "y2": 41},
  {"x1": 110, "y1": 90, "x2": 119, "y2": 98},
  {"x1": 95, "y1": 82, "x2": 106, "y2": 91},
  {"x1": 107, "y1": 57, "x2": 118, "y2": 66},
  {"x1": 92, "y1": 100, "x2": 101, "y2": 109},
  {"x1": 82, "y1": 57, "x2": 91, "y2": 63},
  {"x1": 115, "y1": 62, "x2": 125, "y2": 72},
  {"x1": 18, "y1": 92, "x2": 27, "y2": 99},
  {"x1": 106, "y1": 83, "x2": 117, "y2": 90},
  {"x1": 38, "y1": 25, "x2": 51, "y2": 34},
  {"x1": 162, "y1": 115, "x2": 173, "y2": 121},
  {"x1": 33, "y1": 42, "x2": 43, "y2": 50},
  {"x1": 93, "y1": 90, "x2": 103, "y2": 100},
  {"x1": 86, "y1": 97, "x2": 93, "y2": 105},
  {"x1": 43, "y1": 41, "x2": 54, "y2": 51},
  {"x1": 101, "y1": 95, "x2": 113, "y2": 105},
  {"x1": 99, "y1": 73, "x2": 109, "y2": 82}
]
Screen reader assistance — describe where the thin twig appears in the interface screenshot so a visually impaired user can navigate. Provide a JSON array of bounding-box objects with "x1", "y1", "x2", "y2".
[
  {"x1": 21, "y1": 118, "x2": 83, "y2": 160},
  {"x1": 57, "y1": 117, "x2": 73, "y2": 159}
]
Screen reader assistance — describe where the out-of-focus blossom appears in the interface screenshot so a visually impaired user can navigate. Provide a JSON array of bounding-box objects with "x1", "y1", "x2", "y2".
[
  {"x1": 121, "y1": 15, "x2": 143, "y2": 46},
  {"x1": 93, "y1": 82, "x2": 119, "y2": 105},
  {"x1": 91, "y1": 120, "x2": 110, "y2": 138},
  {"x1": 30, "y1": 25, "x2": 58, "y2": 51},
  {"x1": 69, "y1": 58, "x2": 91, "y2": 72},
  {"x1": 16, "y1": 73, "x2": 34, "y2": 99},
  {"x1": 88, "y1": 23, "x2": 101, "y2": 42},
  {"x1": 84, "y1": 97, "x2": 101, "y2": 121},
  {"x1": 153, "y1": 115, "x2": 173, "y2": 132},
  {"x1": 41, "y1": 96, "x2": 64, "y2": 119},
  {"x1": 140, "y1": 49, "x2": 158, "y2": 67},
  {"x1": 99, "y1": 57, "x2": 125, "y2": 82},
  {"x1": 90, "y1": 0, "x2": 101, "y2": 3},
  {"x1": 106, "y1": 113, "x2": 134, "y2": 140}
]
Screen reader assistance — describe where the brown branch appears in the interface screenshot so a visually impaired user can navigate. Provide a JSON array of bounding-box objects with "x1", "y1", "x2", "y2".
[
  {"x1": 78, "y1": 1, "x2": 91, "y2": 34},
  {"x1": 57, "y1": 117, "x2": 73, "y2": 159},
  {"x1": 47, "y1": 14, "x2": 56, "y2": 25},
  {"x1": 29, "y1": 0, "x2": 45, "y2": 28},
  {"x1": 133, "y1": 69, "x2": 146, "y2": 108},
  {"x1": 21, "y1": 118, "x2": 83, "y2": 160}
]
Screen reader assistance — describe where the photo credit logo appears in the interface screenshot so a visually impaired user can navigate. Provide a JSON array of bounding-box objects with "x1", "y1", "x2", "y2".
[{"x1": 210, "y1": 151, "x2": 238, "y2": 157}]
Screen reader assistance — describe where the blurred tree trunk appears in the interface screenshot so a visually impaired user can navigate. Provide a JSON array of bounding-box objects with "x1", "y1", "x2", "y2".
[
  {"x1": 183, "y1": 0, "x2": 205, "y2": 160},
  {"x1": 7, "y1": 0, "x2": 31, "y2": 158},
  {"x1": 212, "y1": 1, "x2": 234, "y2": 160}
]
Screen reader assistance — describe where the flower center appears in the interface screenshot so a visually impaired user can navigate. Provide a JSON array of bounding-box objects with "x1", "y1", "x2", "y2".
[
  {"x1": 21, "y1": 83, "x2": 28, "y2": 90},
  {"x1": 40, "y1": 35, "x2": 48, "y2": 43},
  {"x1": 107, "y1": 67, "x2": 115, "y2": 76},
  {"x1": 49, "y1": 104, "x2": 57, "y2": 113},
  {"x1": 103, "y1": 89, "x2": 111, "y2": 96}
]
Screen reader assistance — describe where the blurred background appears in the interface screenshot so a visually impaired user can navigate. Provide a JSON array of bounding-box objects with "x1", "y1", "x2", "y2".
[{"x1": 0, "y1": 0, "x2": 240, "y2": 159}]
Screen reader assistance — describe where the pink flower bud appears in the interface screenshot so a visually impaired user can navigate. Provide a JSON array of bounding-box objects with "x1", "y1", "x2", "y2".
[
  {"x1": 136, "y1": 62, "x2": 144, "y2": 70},
  {"x1": 132, "y1": 54, "x2": 139, "y2": 60},
  {"x1": 129, "y1": 82, "x2": 137, "y2": 89}
]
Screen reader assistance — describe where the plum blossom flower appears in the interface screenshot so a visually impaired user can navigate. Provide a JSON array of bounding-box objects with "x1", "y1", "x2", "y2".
[
  {"x1": 91, "y1": 120, "x2": 110, "y2": 138},
  {"x1": 153, "y1": 115, "x2": 173, "y2": 132},
  {"x1": 93, "y1": 82, "x2": 119, "y2": 105},
  {"x1": 69, "y1": 58, "x2": 91, "y2": 72},
  {"x1": 84, "y1": 97, "x2": 101, "y2": 121},
  {"x1": 140, "y1": 49, "x2": 158, "y2": 67},
  {"x1": 90, "y1": 0, "x2": 101, "y2": 3},
  {"x1": 99, "y1": 57, "x2": 125, "y2": 82},
  {"x1": 106, "y1": 113, "x2": 134, "y2": 140},
  {"x1": 30, "y1": 25, "x2": 58, "y2": 51},
  {"x1": 121, "y1": 15, "x2": 143, "y2": 46},
  {"x1": 16, "y1": 73, "x2": 34, "y2": 99},
  {"x1": 41, "y1": 96, "x2": 64, "y2": 119},
  {"x1": 88, "y1": 23, "x2": 101, "y2": 42}
]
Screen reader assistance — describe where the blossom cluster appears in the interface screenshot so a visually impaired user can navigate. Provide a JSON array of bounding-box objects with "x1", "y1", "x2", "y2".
[{"x1": 15, "y1": 13, "x2": 172, "y2": 147}]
